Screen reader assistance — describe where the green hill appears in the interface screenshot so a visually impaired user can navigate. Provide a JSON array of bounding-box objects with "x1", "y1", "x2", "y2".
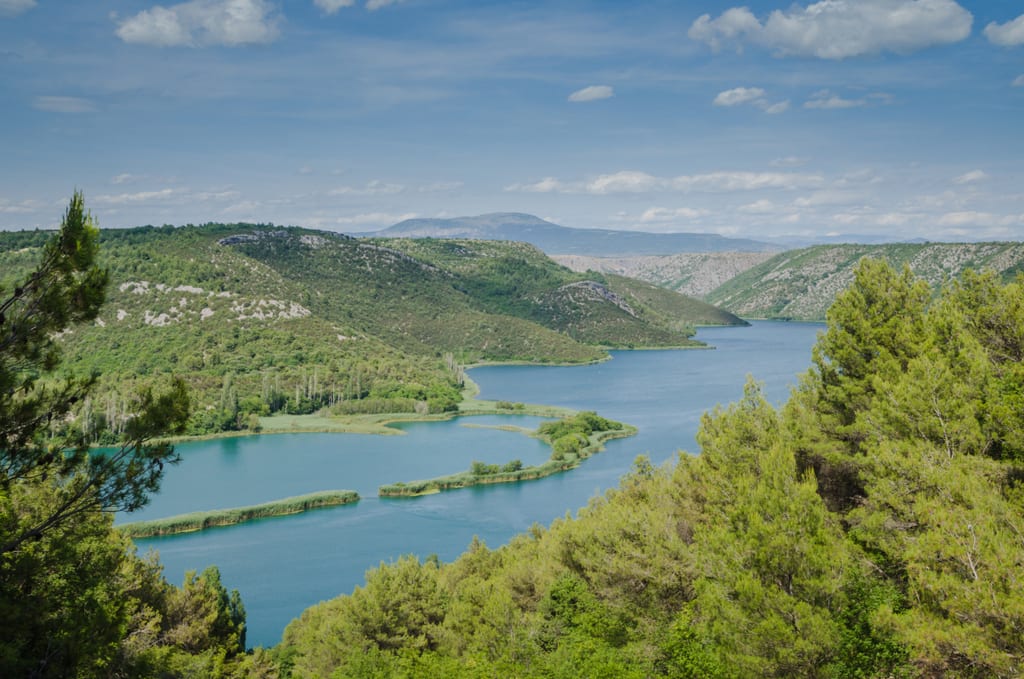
[
  {"x1": 0, "y1": 224, "x2": 742, "y2": 437},
  {"x1": 705, "y1": 241, "x2": 1024, "y2": 320}
]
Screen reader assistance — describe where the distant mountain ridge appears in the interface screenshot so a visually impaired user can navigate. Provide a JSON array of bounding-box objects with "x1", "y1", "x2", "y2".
[
  {"x1": 705, "y1": 242, "x2": 1024, "y2": 320},
  {"x1": 354, "y1": 213, "x2": 780, "y2": 255}
]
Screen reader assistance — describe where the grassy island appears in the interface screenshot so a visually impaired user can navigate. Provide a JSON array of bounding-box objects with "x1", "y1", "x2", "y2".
[
  {"x1": 118, "y1": 490, "x2": 360, "y2": 538},
  {"x1": 379, "y1": 411, "x2": 636, "y2": 497}
]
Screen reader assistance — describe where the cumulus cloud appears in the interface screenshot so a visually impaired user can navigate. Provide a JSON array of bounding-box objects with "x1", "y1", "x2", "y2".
[
  {"x1": 329, "y1": 180, "x2": 405, "y2": 196},
  {"x1": 0, "y1": 197, "x2": 42, "y2": 214},
  {"x1": 418, "y1": 181, "x2": 464, "y2": 192},
  {"x1": 713, "y1": 87, "x2": 765, "y2": 106},
  {"x1": 738, "y1": 199, "x2": 778, "y2": 214},
  {"x1": 771, "y1": 156, "x2": 809, "y2": 168},
  {"x1": 689, "y1": 0, "x2": 972, "y2": 59},
  {"x1": 953, "y1": 170, "x2": 988, "y2": 185},
  {"x1": 116, "y1": 0, "x2": 280, "y2": 47},
  {"x1": 639, "y1": 207, "x2": 708, "y2": 222},
  {"x1": 984, "y1": 14, "x2": 1024, "y2": 46},
  {"x1": 366, "y1": 0, "x2": 406, "y2": 10},
  {"x1": 568, "y1": 85, "x2": 614, "y2": 103},
  {"x1": 314, "y1": 0, "x2": 355, "y2": 14},
  {"x1": 804, "y1": 90, "x2": 867, "y2": 109},
  {"x1": 1014, "y1": 75, "x2": 1024, "y2": 87},
  {"x1": 713, "y1": 87, "x2": 788, "y2": 113},
  {"x1": 93, "y1": 188, "x2": 180, "y2": 205},
  {"x1": 937, "y1": 211, "x2": 1023, "y2": 227},
  {"x1": 32, "y1": 96, "x2": 97, "y2": 113},
  {"x1": 327, "y1": 212, "x2": 417, "y2": 228},
  {"x1": 0, "y1": 0, "x2": 35, "y2": 16},
  {"x1": 504, "y1": 177, "x2": 568, "y2": 193},
  {"x1": 505, "y1": 170, "x2": 823, "y2": 194}
]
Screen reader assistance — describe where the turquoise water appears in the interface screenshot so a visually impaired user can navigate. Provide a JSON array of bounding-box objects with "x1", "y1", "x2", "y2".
[{"x1": 131, "y1": 320, "x2": 823, "y2": 647}]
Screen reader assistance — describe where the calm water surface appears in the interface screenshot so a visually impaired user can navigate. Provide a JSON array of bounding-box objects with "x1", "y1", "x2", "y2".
[{"x1": 131, "y1": 320, "x2": 822, "y2": 647}]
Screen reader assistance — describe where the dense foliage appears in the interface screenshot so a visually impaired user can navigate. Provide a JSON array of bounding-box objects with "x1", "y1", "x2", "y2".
[
  {"x1": 0, "y1": 196, "x2": 257, "y2": 677},
  {"x1": 279, "y1": 259, "x2": 1024, "y2": 678}
]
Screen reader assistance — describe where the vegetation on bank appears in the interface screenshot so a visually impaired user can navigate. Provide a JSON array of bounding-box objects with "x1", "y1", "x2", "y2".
[
  {"x1": 279, "y1": 260, "x2": 1024, "y2": 679},
  {"x1": 379, "y1": 412, "x2": 634, "y2": 497},
  {"x1": 119, "y1": 491, "x2": 360, "y2": 538}
]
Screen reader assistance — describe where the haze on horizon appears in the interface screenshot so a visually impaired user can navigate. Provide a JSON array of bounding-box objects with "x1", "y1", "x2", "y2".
[{"x1": 1, "y1": 0, "x2": 1022, "y2": 243}]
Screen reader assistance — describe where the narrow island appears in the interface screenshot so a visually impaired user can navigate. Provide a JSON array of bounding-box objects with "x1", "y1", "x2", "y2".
[
  {"x1": 117, "y1": 490, "x2": 360, "y2": 538},
  {"x1": 379, "y1": 411, "x2": 636, "y2": 497}
]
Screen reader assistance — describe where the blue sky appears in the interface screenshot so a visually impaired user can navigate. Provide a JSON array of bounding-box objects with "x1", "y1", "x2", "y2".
[{"x1": 1, "y1": 0, "x2": 1023, "y2": 241}]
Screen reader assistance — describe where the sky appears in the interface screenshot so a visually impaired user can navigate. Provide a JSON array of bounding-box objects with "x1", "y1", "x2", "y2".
[{"x1": 1, "y1": 0, "x2": 1023, "y2": 242}]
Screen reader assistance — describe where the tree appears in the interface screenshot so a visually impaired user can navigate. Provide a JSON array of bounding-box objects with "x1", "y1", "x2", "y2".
[{"x1": 0, "y1": 191, "x2": 190, "y2": 555}]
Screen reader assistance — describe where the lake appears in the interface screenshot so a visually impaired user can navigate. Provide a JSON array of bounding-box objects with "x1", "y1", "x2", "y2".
[{"x1": 130, "y1": 320, "x2": 823, "y2": 647}]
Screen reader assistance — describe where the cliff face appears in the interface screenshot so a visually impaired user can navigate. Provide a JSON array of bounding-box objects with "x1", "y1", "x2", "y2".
[
  {"x1": 704, "y1": 242, "x2": 1024, "y2": 320},
  {"x1": 558, "y1": 243, "x2": 1024, "y2": 321},
  {"x1": 552, "y1": 252, "x2": 776, "y2": 298}
]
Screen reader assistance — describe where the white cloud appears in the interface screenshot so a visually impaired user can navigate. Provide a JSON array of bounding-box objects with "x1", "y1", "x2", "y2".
[
  {"x1": 93, "y1": 188, "x2": 180, "y2": 205},
  {"x1": 504, "y1": 177, "x2": 567, "y2": 193},
  {"x1": 32, "y1": 96, "x2": 97, "y2": 113},
  {"x1": 328, "y1": 212, "x2": 417, "y2": 228},
  {"x1": 984, "y1": 14, "x2": 1024, "y2": 46},
  {"x1": 568, "y1": 85, "x2": 614, "y2": 103},
  {"x1": 937, "y1": 211, "x2": 1022, "y2": 227},
  {"x1": 112, "y1": 173, "x2": 141, "y2": 184},
  {"x1": 0, "y1": 197, "x2": 42, "y2": 214},
  {"x1": 418, "y1": 181, "x2": 464, "y2": 192},
  {"x1": 0, "y1": 0, "x2": 34, "y2": 16},
  {"x1": 738, "y1": 199, "x2": 778, "y2": 214},
  {"x1": 314, "y1": 0, "x2": 355, "y2": 14},
  {"x1": 713, "y1": 87, "x2": 765, "y2": 106},
  {"x1": 329, "y1": 180, "x2": 405, "y2": 196},
  {"x1": 366, "y1": 0, "x2": 406, "y2": 10},
  {"x1": 689, "y1": 0, "x2": 972, "y2": 59},
  {"x1": 1014, "y1": 74, "x2": 1024, "y2": 87},
  {"x1": 712, "y1": 87, "x2": 787, "y2": 114},
  {"x1": 804, "y1": 91, "x2": 891, "y2": 111},
  {"x1": 505, "y1": 170, "x2": 823, "y2": 194},
  {"x1": 953, "y1": 170, "x2": 988, "y2": 185},
  {"x1": 771, "y1": 156, "x2": 808, "y2": 168},
  {"x1": 671, "y1": 171, "x2": 822, "y2": 192},
  {"x1": 639, "y1": 207, "x2": 708, "y2": 222},
  {"x1": 804, "y1": 90, "x2": 866, "y2": 109},
  {"x1": 116, "y1": 0, "x2": 280, "y2": 47},
  {"x1": 588, "y1": 171, "x2": 662, "y2": 193}
]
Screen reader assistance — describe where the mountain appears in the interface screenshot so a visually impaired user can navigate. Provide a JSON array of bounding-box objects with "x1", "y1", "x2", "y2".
[
  {"x1": 553, "y1": 252, "x2": 777, "y2": 298},
  {"x1": 354, "y1": 213, "x2": 780, "y2": 255},
  {"x1": 705, "y1": 241, "x2": 1024, "y2": 320},
  {"x1": 0, "y1": 224, "x2": 744, "y2": 436}
]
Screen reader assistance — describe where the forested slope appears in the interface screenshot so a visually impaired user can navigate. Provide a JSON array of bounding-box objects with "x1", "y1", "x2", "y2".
[
  {"x1": 278, "y1": 261, "x2": 1024, "y2": 678},
  {"x1": 0, "y1": 224, "x2": 739, "y2": 439}
]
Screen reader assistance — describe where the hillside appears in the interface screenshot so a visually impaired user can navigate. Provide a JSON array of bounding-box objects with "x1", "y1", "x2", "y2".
[
  {"x1": 356, "y1": 213, "x2": 779, "y2": 255},
  {"x1": 553, "y1": 252, "x2": 776, "y2": 298},
  {"x1": 278, "y1": 262, "x2": 1024, "y2": 678},
  {"x1": 0, "y1": 224, "x2": 741, "y2": 437},
  {"x1": 705, "y1": 242, "x2": 1024, "y2": 320}
]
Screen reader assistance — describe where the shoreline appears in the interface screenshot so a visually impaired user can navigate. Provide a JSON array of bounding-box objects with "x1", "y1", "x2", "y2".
[
  {"x1": 378, "y1": 425, "x2": 637, "y2": 498},
  {"x1": 118, "y1": 490, "x2": 360, "y2": 538},
  {"x1": 146, "y1": 339, "x2": 722, "y2": 448}
]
